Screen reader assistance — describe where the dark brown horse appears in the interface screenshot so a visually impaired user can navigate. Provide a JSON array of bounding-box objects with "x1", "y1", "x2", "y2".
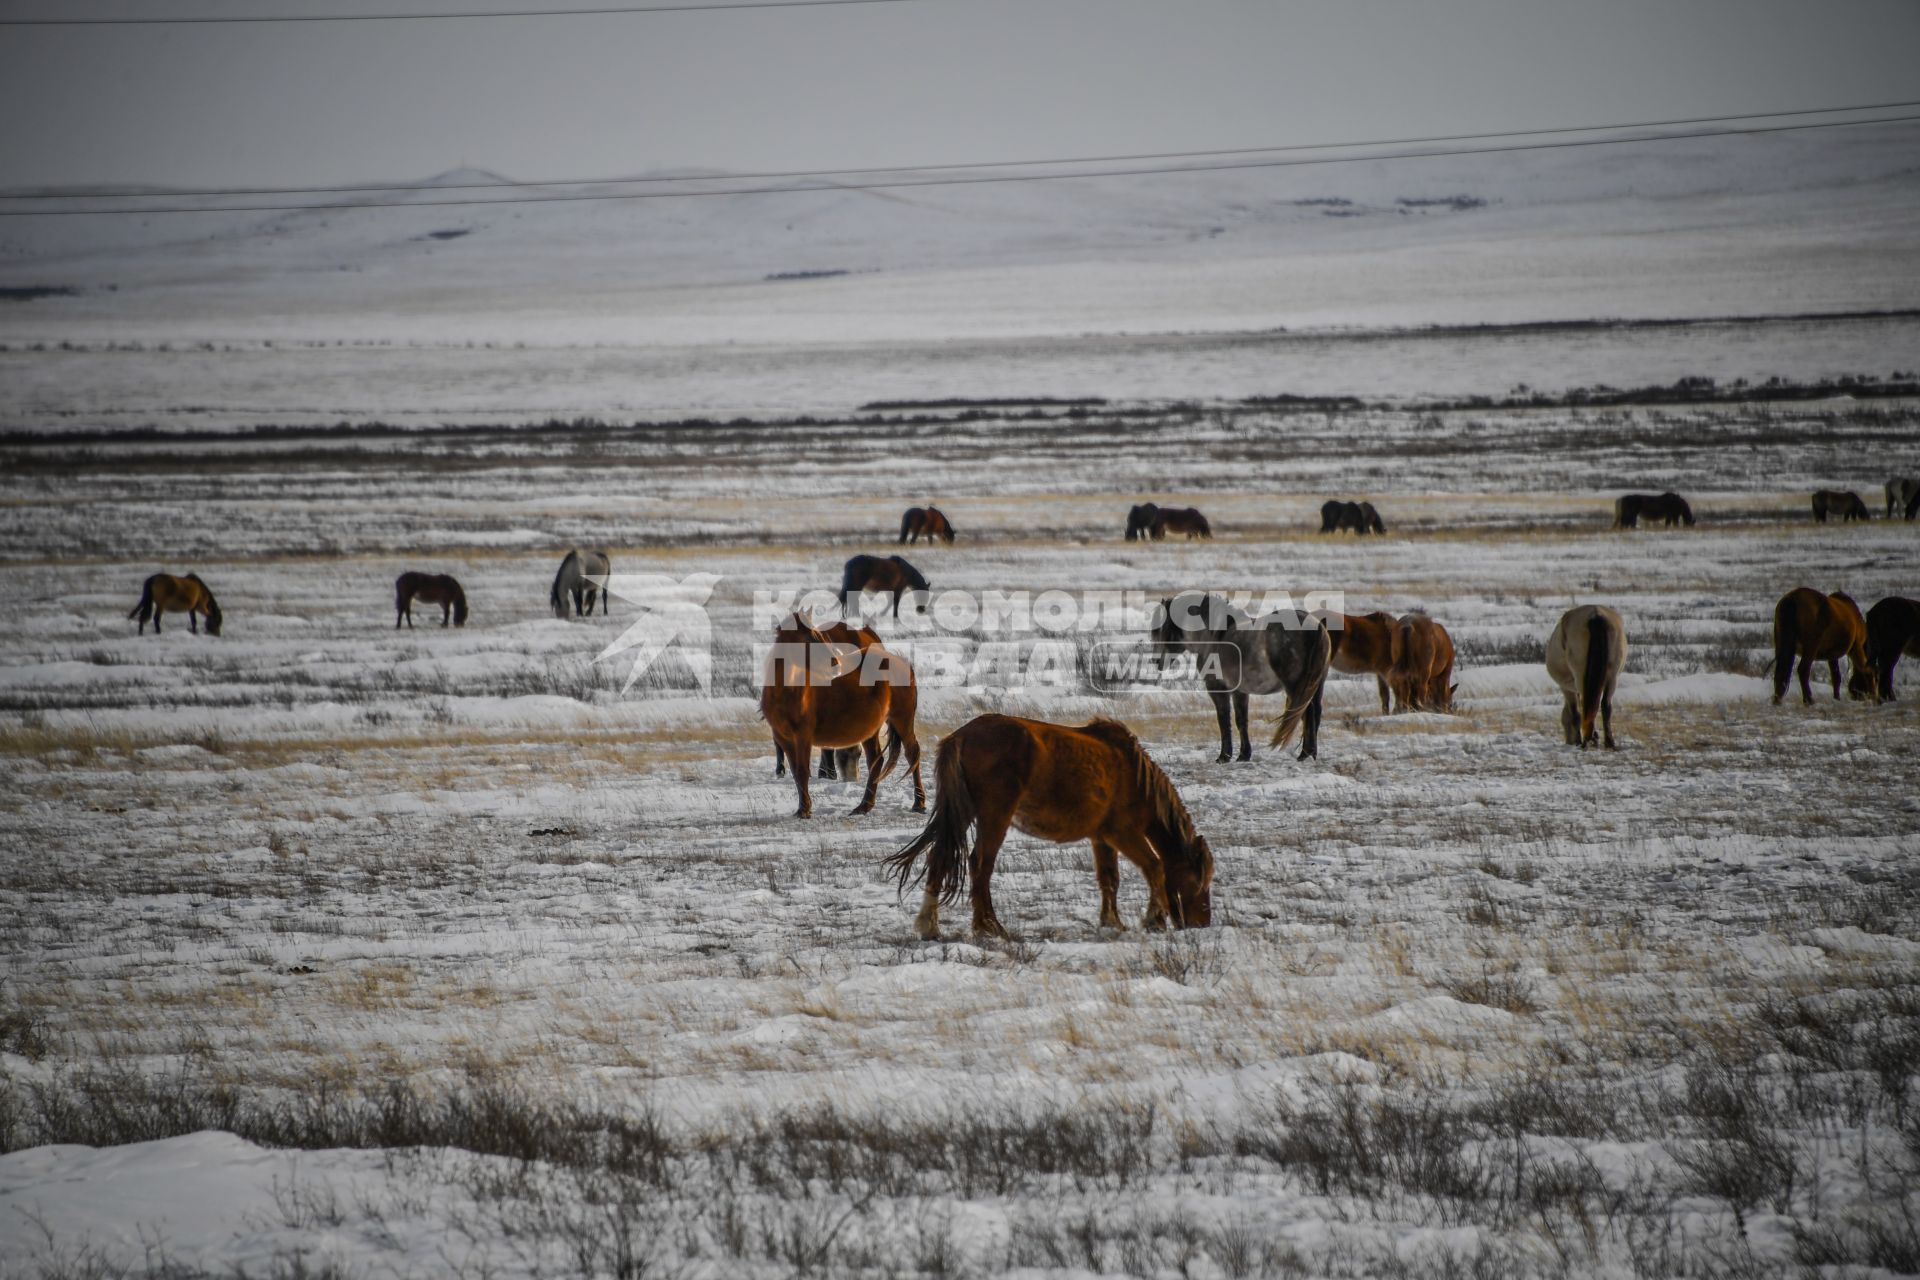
[
  {"x1": 1772, "y1": 587, "x2": 1874, "y2": 704},
  {"x1": 1811, "y1": 489, "x2": 1870, "y2": 523},
  {"x1": 1884, "y1": 478, "x2": 1919, "y2": 520},
  {"x1": 760, "y1": 613, "x2": 913, "y2": 817},
  {"x1": 395, "y1": 572, "x2": 468, "y2": 629},
  {"x1": 1320, "y1": 500, "x2": 1385, "y2": 535},
  {"x1": 1387, "y1": 613, "x2": 1457, "y2": 712},
  {"x1": 128, "y1": 573, "x2": 222, "y2": 636},
  {"x1": 1865, "y1": 596, "x2": 1920, "y2": 702},
  {"x1": 1614, "y1": 492, "x2": 1695, "y2": 528},
  {"x1": 1152, "y1": 507, "x2": 1212, "y2": 540},
  {"x1": 886, "y1": 714, "x2": 1214, "y2": 939},
  {"x1": 1124, "y1": 502, "x2": 1161, "y2": 541},
  {"x1": 899, "y1": 506, "x2": 956, "y2": 545},
  {"x1": 772, "y1": 620, "x2": 926, "y2": 810},
  {"x1": 1321, "y1": 609, "x2": 1398, "y2": 713},
  {"x1": 839, "y1": 554, "x2": 930, "y2": 621}
]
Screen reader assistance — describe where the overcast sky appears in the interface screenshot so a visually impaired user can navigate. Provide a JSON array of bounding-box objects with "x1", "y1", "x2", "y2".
[{"x1": 2, "y1": 0, "x2": 1917, "y2": 190}]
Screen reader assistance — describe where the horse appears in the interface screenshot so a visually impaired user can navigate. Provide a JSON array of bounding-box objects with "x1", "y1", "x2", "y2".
[
  {"x1": 1811, "y1": 490, "x2": 1870, "y2": 523},
  {"x1": 760, "y1": 612, "x2": 914, "y2": 817},
  {"x1": 1614, "y1": 492, "x2": 1695, "y2": 528},
  {"x1": 839, "y1": 554, "x2": 929, "y2": 621},
  {"x1": 1150, "y1": 592, "x2": 1332, "y2": 762},
  {"x1": 1387, "y1": 613, "x2": 1457, "y2": 712},
  {"x1": 1152, "y1": 507, "x2": 1213, "y2": 540},
  {"x1": 1771, "y1": 587, "x2": 1874, "y2": 704},
  {"x1": 885, "y1": 714, "x2": 1214, "y2": 939},
  {"x1": 1320, "y1": 500, "x2": 1385, "y2": 535},
  {"x1": 1124, "y1": 503, "x2": 1161, "y2": 541},
  {"x1": 772, "y1": 619, "x2": 926, "y2": 810},
  {"x1": 128, "y1": 573, "x2": 222, "y2": 636},
  {"x1": 1320, "y1": 609, "x2": 1398, "y2": 713},
  {"x1": 1546, "y1": 604, "x2": 1627, "y2": 749},
  {"x1": 550, "y1": 549, "x2": 612, "y2": 618},
  {"x1": 1884, "y1": 478, "x2": 1919, "y2": 520},
  {"x1": 395, "y1": 572, "x2": 468, "y2": 629},
  {"x1": 1865, "y1": 596, "x2": 1920, "y2": 701},
  {"x1": 899, "y1": 506, "x2": 956, "y2": 545}
]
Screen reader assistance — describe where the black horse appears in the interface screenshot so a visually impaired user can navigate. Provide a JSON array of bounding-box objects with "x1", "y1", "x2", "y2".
[
  {"x1": 1320, "y1": 499, "x2": 1385, "y2": 535},
  {"x1": 1614, "y1": 492, "x2": 1695, "y2": 528},
  {"x1": 1866, "y1": 596, "x2": 1920, "y2": 700},
  {"x1": 1124, "y1": 502, "x2": 1161, "y2": 541},
  {"x1": 838, "y1": 554, "x2": 930, "y2": 620}
]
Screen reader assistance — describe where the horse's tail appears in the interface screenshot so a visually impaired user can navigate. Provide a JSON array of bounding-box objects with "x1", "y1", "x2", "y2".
[
  {"x1": 873, "y1": 721, "x2": 906, "y2": 787},
  {"x1": 128, "y1": 574, "x2": 156, "y2": 625},
  {"x1": 1771, "y1": 594, "x2": 1800, "y2": 697},
  {"x1": 884, "y1": 733, "x2": 974, "y2": 905},
  {"x1": 1580, "y1": 613, "x2": 1611, "y2": 743},
  {"x1": 899, "y1": 510, "x2": 915, "y2": 543},
  {"x1": 550, "y1": 552, "x2": 574, "y2": 617},
  {"x1": 1270, "y1": 619, "x2": 1334, "y2": 748}
]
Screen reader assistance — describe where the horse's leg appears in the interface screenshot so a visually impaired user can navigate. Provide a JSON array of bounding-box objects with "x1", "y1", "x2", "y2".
[
  {"x1": 1601, "y1": 684, "x2": 1618, "y2": 750},
  {"x1": 1797, "y1": 653, "x2": 1815, "y2": 705},
  {"x1": 1234, "y1": 691, "x2": 1252, "y2": 762},
  {"x1": 441, "y1": 602, "x2": 451, "y2": 627},
  {"x1": 1298, "y1": 687, "x2": 1323, "y2": 762},
  {"x1": 1208, "y1": 689, "x2": 1232, "y2": 762},
  {"x1": 1092, "y1": 839, "x2": 1124, "y2": 930},
  {"x1": 787, "y1": 729, "x2": 814, "y2": 818},
  {"x1": 1375, "y1": 674, "x2": 1390, "y2": 715},
  {"x1": 966, "y1": 800, "x2": 1017, "y2": 938},
  {"x1": 1828, "y1": 657, "x2": 1842, "y2": 700},
  {"x1": 850, "y1": 734, "x2": 885, "y2": 815},
  {"x1": 1561, "y1": 692, "x2": 1579, "y2": 745},
  {"x1": 1111, "y1": 830, "x2": 1170, "y2": 930},
  {"x1": 818, "y1": 749, "x2": 837, "y2": 780},
  {"x1": 189, "y1": 609, "x2": 199, "y2": 635},
  {"x1": 904, "y1": 732, "x2": 927, "y2": 813},
  {"x1": 774, "y1": 741, "x2": 788, "y2": 777},
  {"x1": 892, "y1": 590, "x2": 903, "y2": 620}
]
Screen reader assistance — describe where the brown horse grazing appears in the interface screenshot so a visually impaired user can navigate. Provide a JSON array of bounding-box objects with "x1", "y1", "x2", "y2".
[
  {"x1": 1152, "y1": 507, "x2": 1213, "y2": 540},
  {"x1": 1811, "y1": 489, "x2": 1870, "y2": 523},
  {"x1": 772, "y1": 620, "x2": 926, "y2": 809},
  {"x1": 1771, "y1": 587, "x2": 1874, "y2": 704},
  {"x1": 760, "y1": 613, "x2": 916, "y2": 817},
  {"x1": 1387, "y1": 613, "x2": 1457, "y2": 712},
  {"x1": 1614, "y1": 492, "x2": 1695, "y2": 528},
  {"x1": 1320, "y1": 500, "x2": 1386, "y2": 535},
  {"x1": 899, "y1": 506, "x2": 957, "y2": 545},
  {"x1": 128, "y1": 573, "x2": 222, "y2": 636},
  {"x1": 839, "y1": 554, "x2": 930, "y2": 621},
  {"x1": 1546, "y1": 605, "x2": 1627, "y2": 749},
  {"x1": 886, "y1": 714, "x2": 1214, "y2": 939},
  {"x1": 1124, "y1": 502, "x2": 1161, "y2": 541},
  {"x1": 395, "y1": 572, "x2": 468, "y2": 629},
  {"x1": 1321, "y1": 609, "x2": 1398, "y2": 713},
  {"x1": 1865, "y1": 596, "x2": 1920, "y2": 701}
]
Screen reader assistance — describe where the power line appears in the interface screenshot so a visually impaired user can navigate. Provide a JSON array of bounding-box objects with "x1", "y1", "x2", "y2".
[
  {"x1": 6, "y1": 111, "x2": 1916, "y2": 217},
  {"x1": 0, "y1": 0, "x2": 916, "y2": 24},
  {"x1": 8, "y1": 98, "x2": 1917, "y2": 203}
]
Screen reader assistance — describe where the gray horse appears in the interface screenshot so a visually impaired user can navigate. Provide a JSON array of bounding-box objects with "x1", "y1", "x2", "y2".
[
  {"x1": 1150, "y1": 591, "x2": 1333, "y2": 762},
  {"x1": 550, "y1": 548, "x2": 613, "y2": 618},
  {"x1": 1886, "y1": 477, "x2": 1919, "y2": 520}
]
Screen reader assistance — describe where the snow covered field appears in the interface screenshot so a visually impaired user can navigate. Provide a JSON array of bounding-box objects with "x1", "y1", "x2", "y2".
[{"x1": 3, "y1": 123, "x2": 1920, "y2": 1278}]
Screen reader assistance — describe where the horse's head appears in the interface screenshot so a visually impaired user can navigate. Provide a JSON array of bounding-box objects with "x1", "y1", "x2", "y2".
[
  {"x1": 203, "y1": 596, "x2": 223, "y2": 636},
  {"x1": 1167, "y1": 834, "x2": 1214, "y2": 928}
]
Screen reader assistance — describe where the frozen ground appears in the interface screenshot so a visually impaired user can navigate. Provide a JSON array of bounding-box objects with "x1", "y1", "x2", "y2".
[{"x1": 2, "y1": 400, "x2": 1919, "y2": 1277}]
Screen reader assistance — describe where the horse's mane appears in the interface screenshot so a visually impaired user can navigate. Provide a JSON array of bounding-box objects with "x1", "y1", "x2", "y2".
[
  {"x1": 1082, "y1": 719, "x2": 1205, "y2": 866},
  {"x1": 893, "y1": 557, "x2": 929, "y2": 590}
]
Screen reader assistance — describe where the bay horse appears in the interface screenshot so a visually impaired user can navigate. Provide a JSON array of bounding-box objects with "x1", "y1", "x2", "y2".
[
  {"x1": 1387, "y1": 613, "x2": 1457, "y2": 712},
  {"x1": 1320, "y1": 500, "x2": 1385, "y2": 535},
  {"x1": 1151, "y1": 592, "x2": 1332, "y2": 762},
  {"x1": 760, "y1": 612, "x2": 912, "y2": 817},
  {"x1": 1883, "y1": 477, "x2": 1918, "y2": 520},
  {"x1": 1152, "y1": 507, "x2": 1213, "y2": 540},
  {"x1": 1124, "y1": 502, "x2": 1161, "y2": 541},
  {"x1": 1320, "y1": 609, "x2": 1398, "y2": 713},
  {"x1": 839, "y1": 554, "x2": 929, "y2": 621},
  {"x1": 1546, "y1": 604, "x2": 1627, "y2": 749},
  {"x1": 395, "y1": 572, "x2": 468, "y2": 629},
  {"x1": 551, "y1": 549, "x2": 612, "y2": 618},
  {"x1": 886, "y1": 714, "x2": 1214, "y2": 939},
  {"x1": 1772, "y1": 587, "x2": 1874, "y2": 704},
  {"x1": 1614, "y1": 493, "x2": 1695, "y2": 528},
  {"x1": 128, "y1": 573, "x2": 222, "y2": 636},
  {"x1": 1865, "y1": 596, "x2": 1920, "y2": 701},
  {"x1": 772, "y1": 619, "x2": 926, "y2": 810},
  {"x1": 899, "y1": 506, "x2": 956, "y2": 545},
  {"x1": 1811, "y1": 489, "x2": 1870, "y2": 523}
]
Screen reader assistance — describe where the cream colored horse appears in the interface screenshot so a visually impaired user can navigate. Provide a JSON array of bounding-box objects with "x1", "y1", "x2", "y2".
[{"x1": 1546, "y1": 605, "x2": 1627, "y2": 749}]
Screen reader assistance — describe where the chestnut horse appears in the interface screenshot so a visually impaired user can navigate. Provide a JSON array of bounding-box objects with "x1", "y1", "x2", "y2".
[
  {"x1": 128, "y1": 573, "x2": 222, "y2": 636},
  {"x1": 899, "y1": 506, "x2": 956, "y2": 545},
  {"x1": 839, "y1": 554, "x2": 930, "y2": 620},
  {"x1": 1321, "y1": 609, "x2": 1398, "y2": 713},
  {"x1": 760, "y1": 613, "x2": 914, "y2": 817},
  {"x1": 1772, "y1": 587, "x2": 1874, "y2": 704},
  {"x1": 395, "y1": 572, "x2": 468, "y2": 629},
  {"x1": 1865, "y1": 596, "x2": 1920, "y2": 701},
  {"x1": 1811, "y1": 490, "x2": 1870, "y2": 524},
  {"x1": 1614, "y1": 492, "x2": 1695, "y2": 528},
  {"x1": 1387, "y1": 613, "x2": 1456, "y2": 712},
  {"x1": 1546, "y1": 605, "x2": 1627, "y2": 749},
  {"x1": 772, "y1": 619, "x2": 926, "y2": 810},
  {"x1": 886, "y1": 714, "x2": 1213, "y2": 939},
  {"x1": 1124, "y1": 502, "x2": 1161, "y2": 541},
  {"x1": 1152, "y1": 507, "x2": 1213, "y2": 540}
]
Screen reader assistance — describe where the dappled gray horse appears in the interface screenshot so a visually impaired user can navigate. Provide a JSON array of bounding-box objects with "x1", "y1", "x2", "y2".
[
  {"x1": 1151, "y1": 591, "x2": 1333, "y2": 762},
  {"x1": 550, "y1": 548, "x2": 613, "y2": 618}
]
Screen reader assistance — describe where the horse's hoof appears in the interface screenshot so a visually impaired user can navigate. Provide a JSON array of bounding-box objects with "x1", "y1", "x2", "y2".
[
  {"x1": 973, "y1": 921, "x2": 1010, "y2": 941},
  {"x1": 850, "y1": 803, "x2": 875, "y2": 816},
  {"x1": 1215, "y1": 752, "x2": 1231, "y2": 764},
  {"x1": 795, "y1": 808, "x2": 812, "y2": 819},
  {"x1": 911, "y1": 802, "x2": 928, "y2": 813}
]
